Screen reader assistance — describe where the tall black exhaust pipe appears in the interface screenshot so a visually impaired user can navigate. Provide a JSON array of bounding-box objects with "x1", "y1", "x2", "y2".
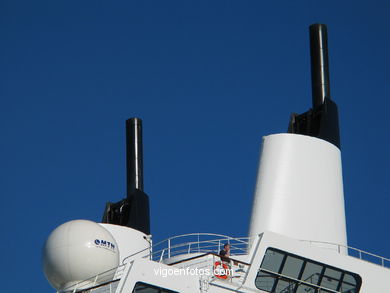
[
  {"x1": 126, "y1": 118, "x2": 144, "y2": 194},
  {"x1": 102, "y1": 118, "x2": 150, "y2": 235},
  {"x1": 310, "y1": 24, "x2": 331, "y2": 108},
  {"x1": 288, "y1": 23, "x2": 340, "y2": 148}
]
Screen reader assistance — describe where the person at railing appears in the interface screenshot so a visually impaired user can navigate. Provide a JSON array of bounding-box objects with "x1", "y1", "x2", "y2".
[{"x1": 219, "y1": 243, "x2": 231, "y2": 263}]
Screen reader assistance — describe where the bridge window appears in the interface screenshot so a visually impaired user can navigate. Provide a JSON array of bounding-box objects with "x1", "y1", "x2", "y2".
[
  {"x1": 132, "y1": 282, "x2": 179, "y2": 293},
  {"x1": 255, "y1": 248, "x2": 362, "y2": 293}
]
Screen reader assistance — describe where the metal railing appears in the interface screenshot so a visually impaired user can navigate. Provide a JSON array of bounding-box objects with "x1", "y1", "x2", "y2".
[
  {"x1": 58, "y1": 264, "x2": 126, "y2": 293},
  {"x1": 148, "y1": 233, "x2": 251, "y2": 263},
  {"x1": 300, "y1": 239, "x2": 390, "y2": 268},
  {"x1": 122, "y1": 245, "x2": 152, "y2": 264}
]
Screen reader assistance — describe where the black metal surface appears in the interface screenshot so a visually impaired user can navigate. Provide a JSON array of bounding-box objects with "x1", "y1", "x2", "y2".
[
  {"x1": 102, "y1": 117, "x2": 150, "y2": 235},
  {"x1": 288, "y1": 97, "x2": 340, "y2": 148},
  {"x1": 310, "y1": 24, "x2": 331, "y2": 108},
  {"x1": 288, "y1": 24, "x2": 340, "y2": 149},
  {"x1": 126, "y1": 118, "x2": 144, "y2": 194},
  {"x1": 102, "y1": 189, "x2": 150, "y2": 235}
]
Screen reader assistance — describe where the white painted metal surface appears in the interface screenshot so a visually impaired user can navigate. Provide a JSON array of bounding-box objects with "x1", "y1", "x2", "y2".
[
  {"x1": 100, "y1": 223, "x2": 150, "y2": 264},
  {"x1": 248, "y1": 133, "x2": 348, "y2": 250}
]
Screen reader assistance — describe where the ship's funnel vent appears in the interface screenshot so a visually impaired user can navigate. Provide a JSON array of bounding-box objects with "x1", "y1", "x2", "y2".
[
  {"x1": 248, "y1": 24, "x2": 348, "y2": 251},
  {"x1": 102, "y1": 118, "x2": 150, "y2": 235},
  {"x1": 288, "y1": 24, "x2": 340, "y2": 148}
]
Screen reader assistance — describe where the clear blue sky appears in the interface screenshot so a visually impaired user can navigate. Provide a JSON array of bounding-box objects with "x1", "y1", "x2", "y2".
[{"x1": 1, "y1": 1, "x2": 389, "y2": 292}]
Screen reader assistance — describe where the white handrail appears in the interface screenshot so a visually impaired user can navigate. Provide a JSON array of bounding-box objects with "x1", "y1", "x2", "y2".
[
  {"x1": 58, "y1": 264, "x2": 126, "y2": 293},
  {"x1": 300, "y1": 239, "x2": 390, "y2": 268},
  {"x1": 149, "y1": 233, "x2": 251, "y2": 262}
]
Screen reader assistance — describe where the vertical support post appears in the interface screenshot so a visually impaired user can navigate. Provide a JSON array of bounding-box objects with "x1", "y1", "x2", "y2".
[
  {"x1": 168, "y1": 239, "x2": 171, "y2": 258},
  {"x1": 94, "y1": 274, "x2": 98, "y2": 286}
]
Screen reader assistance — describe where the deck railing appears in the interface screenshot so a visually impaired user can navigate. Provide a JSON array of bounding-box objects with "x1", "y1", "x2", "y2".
[
  {"x1": 300, "y1": 239, "x2": 390, "y2": 268},
  {"x1": 148, "y1": 233, "x2": 251, "y2": 263},
  {"x1": 58, "y1": 264, "x2": 126, "y2": 293}
]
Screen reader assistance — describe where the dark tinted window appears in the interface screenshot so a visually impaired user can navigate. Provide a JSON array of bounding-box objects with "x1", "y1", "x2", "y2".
[
  {"x1": 255, "y1": 271, "x2": 277, "y2": 292},
  {"x1": 261, "y1": 249, "x2": 285, "y2": 272},
  {"x1": 274, "y1": 278, "x2": 296, "y2": 292},
  {"x1": 340, "y1": 274, "x2": 358, "y2": 293},
  {"x1": 282, "y1": 255, "x2": 304, "y2": 279},
  {"x1": 321, "y1": 267, "x2": 342, "y2": 290},
  {"x1": 301, "y1": 261, "x2": 322, "y2": 285},
  {"x1": 132, "y1": 282, "x2": 179, "y2": 293},
  {"x1": 296, "y1": 283, "x2": 317, "y2": 293},
  {"x1": 255, "y1": 248, "x2": 361, "y2": 293}
]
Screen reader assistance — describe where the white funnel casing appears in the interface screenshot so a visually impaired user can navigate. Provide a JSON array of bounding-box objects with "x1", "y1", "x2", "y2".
[{"x1": 248, "y1": 133, "x2": 347, "y2": 252}]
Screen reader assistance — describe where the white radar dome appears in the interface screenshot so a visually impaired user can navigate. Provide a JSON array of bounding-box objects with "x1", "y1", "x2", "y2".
[{"x1": 42, "y1": 220, "x2": 119, "y2": 291}]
